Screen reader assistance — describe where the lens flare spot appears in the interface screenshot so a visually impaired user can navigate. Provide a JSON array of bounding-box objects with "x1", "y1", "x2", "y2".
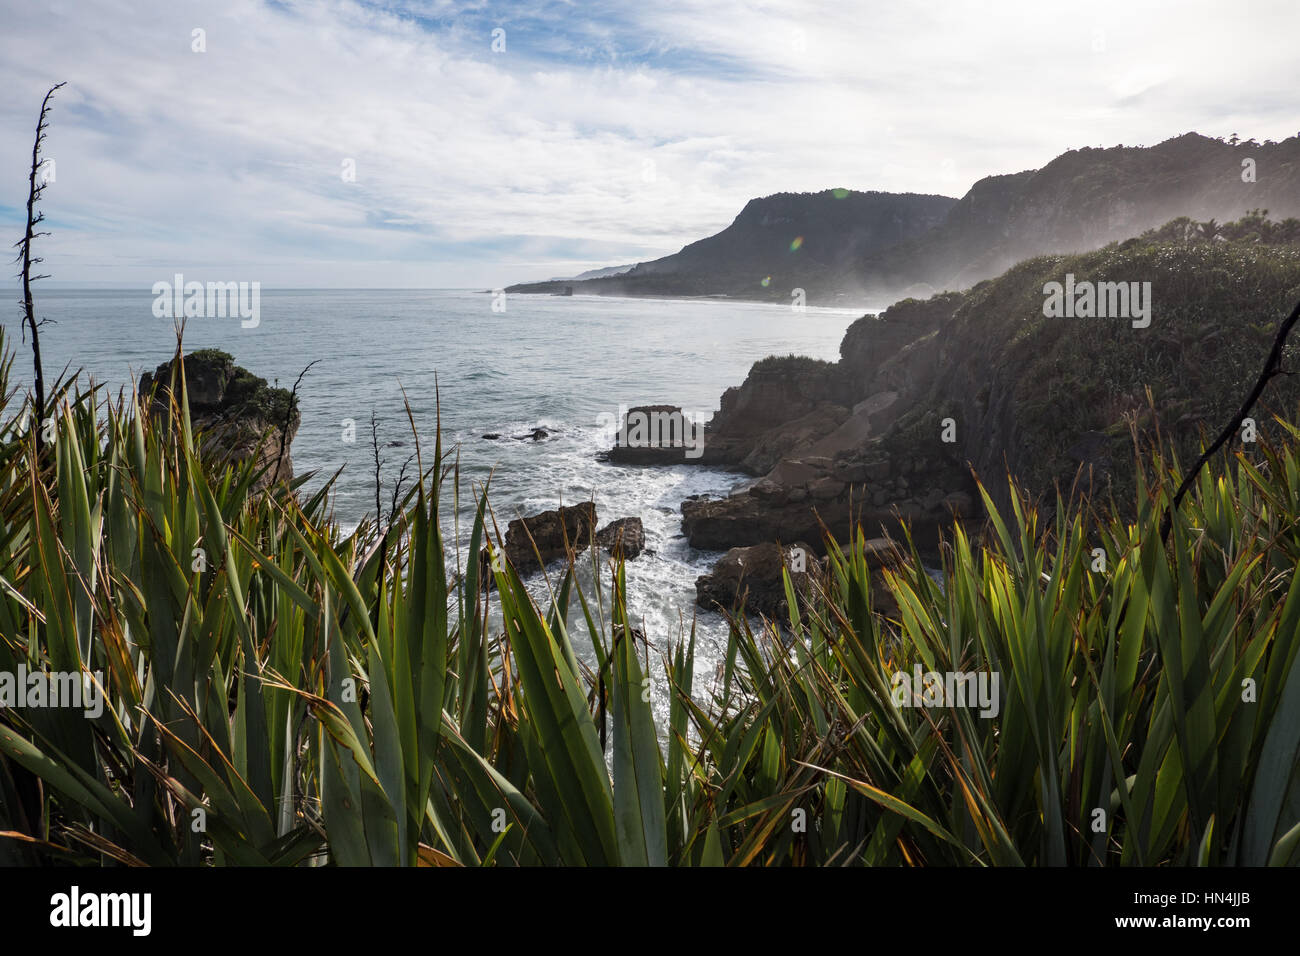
[
  {"x1": 790, "y1": 236, "x2": 803, "y2": 252},
  {"x1": 760, "y1": 276, "x2": 771, "y2": 288},
  {"x1": 832, "y1": 188, "x2": 849, "y2": 199}
]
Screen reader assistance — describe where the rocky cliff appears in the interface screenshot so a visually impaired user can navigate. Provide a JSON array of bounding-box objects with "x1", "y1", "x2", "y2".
[
  {"x1": 507, "y1": 189, "x2": 957, "y2": 305},
  {"x1": 841, "y1": 133, "x2": 1300, "y2": 302},
  {"x1": 674, "y1": 214, "x2": 1300, "y2": 559},
  {"x1": 139, "y1": 349, "x2": 300, "y2": 489}
]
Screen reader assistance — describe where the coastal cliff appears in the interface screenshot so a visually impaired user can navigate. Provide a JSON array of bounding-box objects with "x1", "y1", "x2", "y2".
[
  {"x1": 839, "y1": 134, "x2": 1300, "y2": 302},
  {"x1": 507, "y1": 189, "x2": 956, "y2": 304},
  {"x1": 663, "y1": 214, "x2": 1300, "y2": 567}
]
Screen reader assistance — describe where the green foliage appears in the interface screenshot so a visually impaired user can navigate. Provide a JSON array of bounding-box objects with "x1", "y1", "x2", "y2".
[
  {"x1": 144, "y1": 348, "x2": 298, "y2": 425},
  {"x1": 876, "y1": 218, "x2": 1300, "y2": 514},
  {"x1": 750, "y1": 354, "x2": 835, "y2": 374},
  {"x1": 0, "y1": 322, "x2": 1298, "y2": 867},
  {"x1": 1140, "y1": 211, "x2": 1300, "y2": 246}
]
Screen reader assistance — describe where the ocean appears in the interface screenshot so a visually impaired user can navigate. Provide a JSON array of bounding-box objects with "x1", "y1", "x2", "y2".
[{"x1": 3, "y1": 288, "x2": 863, "y2": 716}]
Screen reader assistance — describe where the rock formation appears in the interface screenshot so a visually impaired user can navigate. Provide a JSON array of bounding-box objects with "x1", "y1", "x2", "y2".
[
  {"x1": 606, "y1": 405, "x2": 704, "y2": 465},
  {"x1": 674, "y1": 292, "x2": 976, "y2": 555},
  {"x1": 595, "y1": 517, "x2": 645, "y2": 559},
  {"x1": 695, "y1": 542, "x2": 815, "y2": 619},
  {"x1": 673, "y1": 215, "x2": 1300, "y2": 605},
  {"x1": 138, "y1": 349, "x2": 299, "y2": 489},
  {"x1": 503, "y1": 502, "x2": 598, "y2": 572},
  {"x1": 494, "y1": 507, "x2": 646, "y2": 574},
  {"x1": 696, "y1": 536, "x2": 908, "y2": 620}
]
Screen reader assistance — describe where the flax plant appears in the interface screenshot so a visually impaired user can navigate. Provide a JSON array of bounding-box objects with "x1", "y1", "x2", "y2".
[{"x1": 0, "y1": 327, "x2": 1296, "y2": 867}]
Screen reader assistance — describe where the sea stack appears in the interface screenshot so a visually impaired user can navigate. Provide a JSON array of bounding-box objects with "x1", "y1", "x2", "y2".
[{"x1": 138, "y1": 349, "x2": 300, "y2": 489}]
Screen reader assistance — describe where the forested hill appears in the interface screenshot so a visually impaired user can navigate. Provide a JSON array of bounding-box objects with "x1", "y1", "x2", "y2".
[
  {"x1": 508, "y1": 133, "x2": 1300, "y2": 306},
  {"x1": 505, "y1": 189, "x2": 956, "y2": 302}
]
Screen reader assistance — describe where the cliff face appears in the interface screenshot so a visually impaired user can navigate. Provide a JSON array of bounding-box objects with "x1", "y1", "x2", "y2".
[
  {"x1": 679, "y1": 292, "x2": 970, "y2": 552},
  {"x1": 139, "y1": 349, "x2": 300, "y2": 488},
  {"x1": 679, "y1": 217, "x2": 1300, "y2": 554},
  {"x1": 635, "y1": 190, "x2": 957, "y2": 278},
  {"x1": 697, "y1": 293, "x2": 961, "y2": 475},
  {"x1": 885, "y1": 225, "x2": 1300, "y2": 519},
  {"x1": 507, "y1": 189, "x2": 957, "y2": 304},
  {"x1": 845, "y1": 133, "x2": 1300, "y2": 301},
  {"x1": 511, "y1": 133, "x2": 1300, "y2": 306}
]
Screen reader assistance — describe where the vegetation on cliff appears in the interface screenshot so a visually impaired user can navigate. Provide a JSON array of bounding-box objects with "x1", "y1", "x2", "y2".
[
  {"x1": 138, "y1": 348, "x2": 301, "y2": 488},
  {"x1": 141, "y1": 348, "x2": 298, "y2": 426},
  {"x1": 507, "y1": 188, "x2": 956, "y2": 303},
  {"x1": 843, "y1": 134, "x2": 1300, "y2": 300},
  {"x1": 877, "y1": 213, "x2": 1300, "y2": 516}
]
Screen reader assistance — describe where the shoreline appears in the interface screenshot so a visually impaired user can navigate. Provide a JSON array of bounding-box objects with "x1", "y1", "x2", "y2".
[{"x1": 496, "y1": 287, "x2": 890, "y2": 315}]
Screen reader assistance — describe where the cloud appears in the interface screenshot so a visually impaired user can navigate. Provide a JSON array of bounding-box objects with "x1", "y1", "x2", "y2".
[{"x1": 0, "y1": 0, "x2": 1297, "y2": 286}]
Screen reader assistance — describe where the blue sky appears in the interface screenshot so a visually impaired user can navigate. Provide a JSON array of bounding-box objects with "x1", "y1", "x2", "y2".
[{"x1": 1, "y1": 0, "x2": 1297, "y2": 287}]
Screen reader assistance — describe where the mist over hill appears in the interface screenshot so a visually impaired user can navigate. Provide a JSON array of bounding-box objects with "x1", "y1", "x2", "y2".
[
  {"x1": 840, "y1": 132, "x2": 1300, "y2": 302},
  {"x1": 508, "y1": 133, "x2": 1300, "y2": 307},
  {"x1": 507, "y1": 189, "x2": 956, "y2": 304}
]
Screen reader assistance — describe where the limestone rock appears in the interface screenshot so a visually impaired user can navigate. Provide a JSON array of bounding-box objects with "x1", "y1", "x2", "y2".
[{"x1": 606, "y1": 405, "x2": 703, "y2": 464}]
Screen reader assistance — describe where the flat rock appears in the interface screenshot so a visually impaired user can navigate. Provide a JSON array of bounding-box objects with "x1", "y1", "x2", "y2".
[{"x1": 809, "y1": 476, "x2": 846, "y2": 500}]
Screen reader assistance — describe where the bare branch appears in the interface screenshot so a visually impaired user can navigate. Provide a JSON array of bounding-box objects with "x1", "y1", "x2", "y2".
[
  {"x1": 1159, "y1": 296, "x2": 1300, "y2": 542},
  {"x1": 271, "y1": 358, "x2": 318, "y2": 487},
  {"x1": 17, "y1": 81, "x2": 67, "y2": 457},
  {"x1": 388, "y1": 452, "x2": 415, "y2": 527}
]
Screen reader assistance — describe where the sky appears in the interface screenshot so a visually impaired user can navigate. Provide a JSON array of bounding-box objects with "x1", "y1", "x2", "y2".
[{"x1": 1, "y1": 0, "x2": 1297, "y2": 288}]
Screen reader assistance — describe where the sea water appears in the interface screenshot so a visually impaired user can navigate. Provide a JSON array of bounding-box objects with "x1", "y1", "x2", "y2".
[{"x1": 3, "y1": 288, "x2": 862, "y2": 721}]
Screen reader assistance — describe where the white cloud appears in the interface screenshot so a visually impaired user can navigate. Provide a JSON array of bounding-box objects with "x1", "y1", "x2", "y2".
[{"x1": 0, "y1": 0, "x2": 1296, "y2": 287}]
